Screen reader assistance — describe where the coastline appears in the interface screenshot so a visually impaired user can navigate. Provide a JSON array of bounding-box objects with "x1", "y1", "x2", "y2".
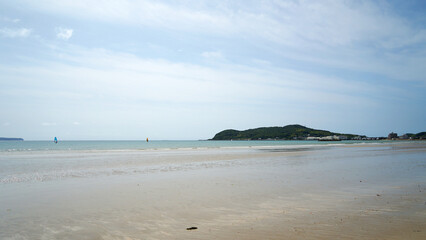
[
  {"x1": 0, "y1": 139, "x2": 416, "y2": 153},
  {"x1": 1, "y1": 141, "x2": 425, "y2": 239}
]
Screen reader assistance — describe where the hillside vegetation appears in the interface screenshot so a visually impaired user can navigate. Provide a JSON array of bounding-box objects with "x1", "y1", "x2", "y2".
[
  {"x1": 406, "y1": 132, "x2": 426, "y2": 139},
  {"x1": 211, "y1": 124, "x2": 359, "y2": 140}
]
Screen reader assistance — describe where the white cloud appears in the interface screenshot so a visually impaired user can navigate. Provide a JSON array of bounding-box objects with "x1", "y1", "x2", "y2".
[
  {"x1": 0, "y1": 46, "x2": 388, "y2": 108},
  {"x1": 0, "y1": 28, "x2": 31, "y2": 38},
  {"x1": 251, "y1": 59, "x2": 271, "y2": 66},
  {"x1": 42, "y1": 122, "x2": 57, "y2": 126},
  {"x1": 15, "y1": 0, "x2": 426, "y2": 83},
  {"x1": 201, "y1": 51, "x2": 222, "y2": 59},
  {"x1": 56, "y1": 27, "x2": 73, "y2": 40},
  {"x1": 2, "y1": 17, "x2": 20, "y2": 23},
  {"x1": 18, "y1": 0, "x2": 426, "y2": 48}
]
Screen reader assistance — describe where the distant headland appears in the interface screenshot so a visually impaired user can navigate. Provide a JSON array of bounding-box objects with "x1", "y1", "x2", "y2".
[
  {"x1": 0, "y1": 137, "x2": 24, "y2": 141},
  {"x1": 211, "y1": 124, "x2": 425, "y2": 141}
]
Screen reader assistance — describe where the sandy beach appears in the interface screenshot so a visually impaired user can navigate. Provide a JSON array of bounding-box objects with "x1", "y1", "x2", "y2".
[{"x1": 1, "y1": 142, "x2": 425, "y2": 239}]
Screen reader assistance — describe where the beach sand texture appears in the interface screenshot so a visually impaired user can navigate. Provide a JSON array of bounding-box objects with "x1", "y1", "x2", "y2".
[{"x1": 1, "y1": 142, "x2": 425, "y2": 239}]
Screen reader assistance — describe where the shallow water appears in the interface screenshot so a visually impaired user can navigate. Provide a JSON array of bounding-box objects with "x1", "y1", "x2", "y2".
[{"x1": 0, "y1": 139, "x2": 385, "y2": 152}]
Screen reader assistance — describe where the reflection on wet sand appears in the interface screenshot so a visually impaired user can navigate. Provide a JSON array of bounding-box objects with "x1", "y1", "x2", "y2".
[{"x1": 1, "y1": 142, "x2": 425, "y2": 239}]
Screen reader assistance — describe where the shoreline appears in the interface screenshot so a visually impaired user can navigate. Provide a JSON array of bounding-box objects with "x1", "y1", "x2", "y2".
[{"x1": 0, "y1": 139, "x2": 420, "y2": 154}]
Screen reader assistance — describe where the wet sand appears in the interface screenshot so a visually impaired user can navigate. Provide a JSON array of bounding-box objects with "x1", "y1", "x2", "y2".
[{"x1": 1, "y1": 142, "x2": 425, "y2": 239}]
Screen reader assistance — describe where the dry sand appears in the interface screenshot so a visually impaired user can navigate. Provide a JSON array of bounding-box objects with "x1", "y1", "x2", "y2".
[{"x1": 1, "y1": 142, "x2": 425, "y2": 239}]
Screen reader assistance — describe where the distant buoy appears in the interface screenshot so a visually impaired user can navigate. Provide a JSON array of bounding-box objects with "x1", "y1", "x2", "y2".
[{"x1": 146, "y1": 137, "x2": 149, "y2": 142}]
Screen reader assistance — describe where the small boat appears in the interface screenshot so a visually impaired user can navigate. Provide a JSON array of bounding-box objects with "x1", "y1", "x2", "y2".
[{"x1": 54, "y1": 137, "x2": 58, "y2": 144}]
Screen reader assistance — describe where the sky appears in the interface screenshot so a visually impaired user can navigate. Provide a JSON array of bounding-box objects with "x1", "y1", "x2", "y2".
[{"x1": 0, "y1": 0, "x2": 425, "y2": 140}]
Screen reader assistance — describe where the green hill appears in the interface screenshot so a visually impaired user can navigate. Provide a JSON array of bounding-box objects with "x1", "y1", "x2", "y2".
[
  {"x1": 415, "y1": 132, "x2": 426, "y2": 139},
  {"x1": 406, "y1": 132, "x2": 426, "y2": 139},
  {"x1": 211, "y1": 124, "x2": 359, "y2": 140}
]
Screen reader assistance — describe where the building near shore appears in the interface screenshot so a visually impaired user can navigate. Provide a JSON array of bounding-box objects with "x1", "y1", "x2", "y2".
[
  {"x1": 318, "y1": 135, "x2": 341, "y2": 141},
  {"x1": 399, "y1": 134, "x2": 409, "y2": 140},
  {"x1": 338, "y1": 135, "x2": 348, "y2": 140},
  {"x1": 388, "y1": 132, "x2": 398, "y2": 140},
  {"x1": 306, "y1": 136, "x2": 320, "y2": 140}
]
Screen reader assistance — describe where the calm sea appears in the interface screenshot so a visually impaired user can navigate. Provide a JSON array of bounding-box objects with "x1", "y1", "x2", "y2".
[{"x1": 0, "y1": 140, "x2": 379, "y2": 152}]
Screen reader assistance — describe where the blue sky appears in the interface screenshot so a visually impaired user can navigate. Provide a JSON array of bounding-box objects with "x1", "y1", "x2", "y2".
[{"x1": 0, "y1": 0, "x2": 425, "y2": 140}]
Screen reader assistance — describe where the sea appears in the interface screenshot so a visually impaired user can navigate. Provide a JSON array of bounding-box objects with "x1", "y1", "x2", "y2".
[
  {"x1": 0, "y1": 139, "x2": 382, "y2": 184},
  {"x1": 0, "y1": 139, "x2": 381, "y2": 152}
]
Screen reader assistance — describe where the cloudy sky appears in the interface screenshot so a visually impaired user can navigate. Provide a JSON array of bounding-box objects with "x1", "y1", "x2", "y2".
[{"x1": 0, "y1": 0, "x2": 425, "y2": 140}]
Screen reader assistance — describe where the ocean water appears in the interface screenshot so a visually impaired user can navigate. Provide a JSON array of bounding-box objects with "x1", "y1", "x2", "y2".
[
  {"x1": 0, "y1": 140, "x2": 389, "y2": 185},
  {"x1": 0, "y1": 139, "x2": 381, "y2": 152}
]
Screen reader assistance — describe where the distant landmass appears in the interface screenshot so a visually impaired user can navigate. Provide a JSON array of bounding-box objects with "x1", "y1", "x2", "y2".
[
  {"x1": 211, "y1": 124, "x2": 363, "y2": 140},
  {"x1": 0, "y1": 137, "x2": 24, "y2": 141},
  {"x1": 406, "y1": 132, "x2": 426, "y2": 139}
]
